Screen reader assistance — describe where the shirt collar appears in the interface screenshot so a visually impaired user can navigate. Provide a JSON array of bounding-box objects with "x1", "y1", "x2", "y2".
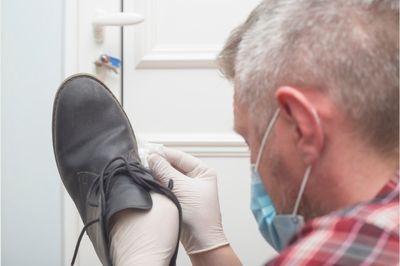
[{"x1": 376, "y1": 170, "x2": 399, "y2": 197}]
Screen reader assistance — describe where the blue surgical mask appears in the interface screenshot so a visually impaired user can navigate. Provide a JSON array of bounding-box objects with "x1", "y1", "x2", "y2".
[{"x1": 250, "y1": 109, "x2": 312, "y2": 251}]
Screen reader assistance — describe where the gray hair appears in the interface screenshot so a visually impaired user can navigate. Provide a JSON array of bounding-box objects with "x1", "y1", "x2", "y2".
[{"x1": 218, "y1": 0, "x2": 399, "y2": 156}]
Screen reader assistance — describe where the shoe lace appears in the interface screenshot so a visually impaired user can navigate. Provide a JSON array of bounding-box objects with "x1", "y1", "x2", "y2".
[{"x1": 70, "y1": 156, "x2": 182, "y2": 266}]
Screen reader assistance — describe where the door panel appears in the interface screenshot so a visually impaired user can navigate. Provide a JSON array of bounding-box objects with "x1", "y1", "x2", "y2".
[{"x1": 123, "y1": 0, "x2": 277, "y2": 265}]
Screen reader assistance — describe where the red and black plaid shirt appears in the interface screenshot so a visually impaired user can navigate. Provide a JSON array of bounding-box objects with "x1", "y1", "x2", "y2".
[{"x1": 267, "y1": 174, "x2": 399, "y2": 266}]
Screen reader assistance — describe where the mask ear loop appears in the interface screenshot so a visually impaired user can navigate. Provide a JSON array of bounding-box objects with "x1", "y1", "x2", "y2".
[
  {"x1": 292, "y1": 107, "x2": 320, "y2": 215},
  {"x1": 255, "y1": 109, "x2": 280, "y2": 170},
  {"x1": 292, "y1": 165, "x2": 312, "y2": 215}
]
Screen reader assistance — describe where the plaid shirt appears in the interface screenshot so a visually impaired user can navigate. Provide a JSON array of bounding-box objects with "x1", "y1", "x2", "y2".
[{"x1": 267, "y1": 175, "x2": 399, "y2": 266}]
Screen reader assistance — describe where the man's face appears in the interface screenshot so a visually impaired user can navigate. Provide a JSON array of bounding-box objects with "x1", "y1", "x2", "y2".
[{"x1": 233, "y1": 92, "x2": 305, "y2": 215}]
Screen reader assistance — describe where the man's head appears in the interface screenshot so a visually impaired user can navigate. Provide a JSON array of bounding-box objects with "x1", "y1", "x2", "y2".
[{"x1": 218, "y1": 0, "x2": 399, "y2": 220}]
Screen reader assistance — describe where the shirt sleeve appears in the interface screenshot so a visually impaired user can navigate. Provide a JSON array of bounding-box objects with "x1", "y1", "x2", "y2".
[{"x1": 265, "y1": 217, "x2": 399, "y2": 266}]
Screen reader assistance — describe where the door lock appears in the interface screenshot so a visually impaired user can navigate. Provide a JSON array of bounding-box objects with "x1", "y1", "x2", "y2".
[{"x1": 94, "y1": 54, "x2": 121, "y2": 74}]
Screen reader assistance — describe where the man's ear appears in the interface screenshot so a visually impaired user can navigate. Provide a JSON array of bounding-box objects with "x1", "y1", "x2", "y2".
[{"x1": 275, "y1": 86, "x2": 324, "y2": 164}]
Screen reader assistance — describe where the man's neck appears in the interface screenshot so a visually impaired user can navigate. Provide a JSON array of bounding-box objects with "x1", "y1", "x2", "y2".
[{"x1": 310, "y1": 139, "x2": 398, "y2": 218}]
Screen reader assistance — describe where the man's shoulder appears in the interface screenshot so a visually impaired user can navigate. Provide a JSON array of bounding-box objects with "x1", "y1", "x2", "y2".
[
  {"x1": 329, "y1": 181, "x2": 399, "y2": 233},
  {"x1": 298, "y1": 183, "x2": 399, "y2": 240},
  {"x1": 266, "y1": 183, "x2": 399, "y2": 266},
  {"x1": 313, "y1": 187, "x2": 399, "y2": 234}
]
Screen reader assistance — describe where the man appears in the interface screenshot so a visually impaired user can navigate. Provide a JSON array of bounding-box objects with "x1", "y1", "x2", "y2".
[
  {"x1": 54, "y1": 0, "x2": 399, "y2": 265},
  {"x1": 148, "y1": 0, "x2": 399, "y2": 265}
]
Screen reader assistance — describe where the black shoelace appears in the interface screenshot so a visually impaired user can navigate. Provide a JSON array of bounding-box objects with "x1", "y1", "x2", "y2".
[{"x1": 70, "y1": 156, "x2": 182, "y2": 266}]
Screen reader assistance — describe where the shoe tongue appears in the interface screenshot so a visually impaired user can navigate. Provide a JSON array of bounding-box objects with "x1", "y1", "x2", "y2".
[{"x1": 104, "y1": 173, "x2": 153, "y2": 230}]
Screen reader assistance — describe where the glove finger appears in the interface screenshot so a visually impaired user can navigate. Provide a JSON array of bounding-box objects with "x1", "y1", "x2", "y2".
[
  {"x1": 162, "y1": 147, "x2": 204, "y2": 177},
  {"x1": 148, "y1": 153, "x2": 184, "y2": 186}
]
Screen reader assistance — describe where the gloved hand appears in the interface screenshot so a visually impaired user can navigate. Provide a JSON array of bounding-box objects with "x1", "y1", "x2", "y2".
[{"x1": 148, "y1": 147, "x2": 229, "y2": 254}]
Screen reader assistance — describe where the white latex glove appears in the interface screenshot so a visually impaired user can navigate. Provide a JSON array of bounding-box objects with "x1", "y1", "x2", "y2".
[
  {"x1": 110, "y1": 193, "x2": 179, "y2": 266},
  {"x1": 148, "y1": 147, "x2": 229, "y2": 254}
]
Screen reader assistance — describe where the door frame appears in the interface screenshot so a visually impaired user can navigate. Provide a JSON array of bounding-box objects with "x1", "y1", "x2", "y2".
[{"x1": 62, "y1": 0, "x2": 80, "y2": 264}]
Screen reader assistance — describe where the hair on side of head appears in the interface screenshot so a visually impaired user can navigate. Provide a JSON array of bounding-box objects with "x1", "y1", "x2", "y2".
[{"x1": 218, "y1": 0, "x2": 399, "y2": 157}]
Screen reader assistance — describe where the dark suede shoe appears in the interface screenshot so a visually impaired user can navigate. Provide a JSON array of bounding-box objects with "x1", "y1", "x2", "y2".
[{"x1": 52, "y1": 74, "x2": 181, "y2": 266}]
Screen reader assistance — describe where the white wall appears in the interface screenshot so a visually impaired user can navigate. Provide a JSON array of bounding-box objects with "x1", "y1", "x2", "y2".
[
  {"x1": 1, "y1": 0, "x2": 64, "y2": 265},
  {"x1": 0, "y1": 0, "x2": 2, "y2": 262}
]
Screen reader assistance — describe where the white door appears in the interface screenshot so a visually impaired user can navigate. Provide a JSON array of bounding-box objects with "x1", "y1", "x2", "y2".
[
  {"x1": 122, "y1": 1, "x2": 275, "y2": 265},
  {"x1": 64, "y1": 0, "x2": 277, "y2": 265}
]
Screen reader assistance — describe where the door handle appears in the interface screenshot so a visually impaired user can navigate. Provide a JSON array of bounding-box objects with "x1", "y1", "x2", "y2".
[{"x1": 93, "y1": 10, "x2": 144, "y2": 43}]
